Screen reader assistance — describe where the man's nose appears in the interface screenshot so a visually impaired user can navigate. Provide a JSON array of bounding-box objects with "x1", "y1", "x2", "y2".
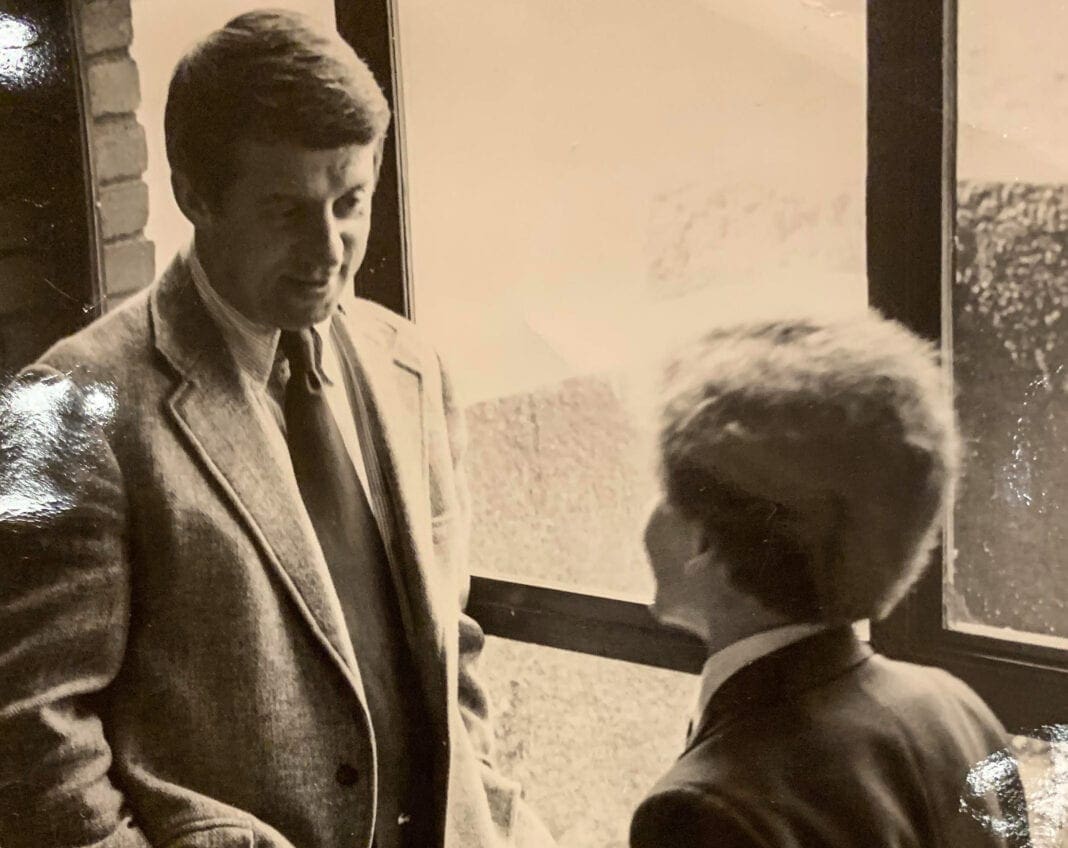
[{"x1": 304, "y1": 211, "x2": 346, "y2": 272}]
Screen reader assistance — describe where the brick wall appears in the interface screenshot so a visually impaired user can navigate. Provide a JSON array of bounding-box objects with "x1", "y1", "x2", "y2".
[{"x1": 78, "y1": 0, "x2": 155, "y2": 303}]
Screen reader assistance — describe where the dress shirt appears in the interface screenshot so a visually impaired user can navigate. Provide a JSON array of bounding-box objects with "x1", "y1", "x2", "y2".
[
  {"x1": 690, "y1": 622, "x2": 830, "y2": 740},
  {"x1": 187, "y1": 243, "x2": 373, "y2": 507}
]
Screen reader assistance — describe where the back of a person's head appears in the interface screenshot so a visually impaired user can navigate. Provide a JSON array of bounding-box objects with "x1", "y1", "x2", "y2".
[
  {"x1": 164, "y1": 9, "x2": 391, "y2": 202},
  {"x1": 657, "y1": 312, "x2": 959, "y2": 624}
]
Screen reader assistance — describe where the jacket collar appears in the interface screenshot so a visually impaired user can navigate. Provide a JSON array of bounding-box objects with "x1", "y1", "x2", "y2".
[
  {"x1": 150, "y1": 253, "x2": 235, "y2": 383},
  {"x1": 691, "y1": 622, "x2": 831, "y2": 733},
  {"x1": 686, "y1": 625, "x2": 873, "y2": 753}
]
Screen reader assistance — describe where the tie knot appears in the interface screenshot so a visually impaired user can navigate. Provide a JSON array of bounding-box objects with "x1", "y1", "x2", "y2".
[{"x1": 280, "y1": 328, "x2": 326, "y2": 390}]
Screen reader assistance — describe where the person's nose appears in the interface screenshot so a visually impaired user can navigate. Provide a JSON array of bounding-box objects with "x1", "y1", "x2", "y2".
[{"x1": 303, "y1": 209, "x2": 346, "y2": 275}]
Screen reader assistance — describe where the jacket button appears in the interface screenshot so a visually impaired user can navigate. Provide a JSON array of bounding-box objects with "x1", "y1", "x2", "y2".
[{"x1": 335, "y1": 763, "x2": 360, "y2": 787}]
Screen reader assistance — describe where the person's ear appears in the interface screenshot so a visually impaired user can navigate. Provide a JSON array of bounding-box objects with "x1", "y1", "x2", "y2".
[
  {"x1": 669, "y1": 505, "x2": 709, "y2": 562},
  {"x1": 693, "y1": 523, "x2": 715, "y2": 557},
  {"x1": 172, "y1": 170, "x2": 214, "y2": 230}
]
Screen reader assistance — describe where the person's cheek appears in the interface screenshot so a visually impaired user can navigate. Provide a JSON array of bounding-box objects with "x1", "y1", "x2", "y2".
[{"x1": 645, "y1": 510, "x2": 690, "y2": 606}]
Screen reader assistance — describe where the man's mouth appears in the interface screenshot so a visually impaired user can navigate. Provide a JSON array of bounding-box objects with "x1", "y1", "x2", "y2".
[{"x1": 284, "y1": 274, "x2": 332, "y2": 292}]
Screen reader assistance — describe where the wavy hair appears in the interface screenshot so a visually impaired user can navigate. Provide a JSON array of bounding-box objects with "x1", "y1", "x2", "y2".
[
  {"x1": 165, "y1": 9, "x2": 391, "y2": 202},
  {"x1": 657, "y1": 313, "x2": 960, "y2": 623}
]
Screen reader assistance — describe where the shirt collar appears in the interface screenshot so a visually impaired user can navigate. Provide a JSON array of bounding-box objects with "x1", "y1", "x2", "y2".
[
  {"x1": 693, "y1": 622, "x2": 830, "y2": 728},
  {"x1": 314, "y1": 313, "x2": 339, "y2": 386},
  {"x1": 188, "y1": 242, "x2": 279, "y2": 386}
]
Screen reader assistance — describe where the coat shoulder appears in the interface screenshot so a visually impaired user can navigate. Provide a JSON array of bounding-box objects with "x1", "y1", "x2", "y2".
[
  {"x1": 345, "y1": 297, "x2": 419, "y2": 342},
  {"x1": 862, "y1": 656, "x2": 1007, "y2": 755},
  {"x1": 34, "y1": 288, "x2": 155, "y2": 388},
  {"x1": 344, "y1": 298, "x2": 447, "y2": 383},
  {"x1": 19, "y1": 286, "x2": 171, "y2": 450}
]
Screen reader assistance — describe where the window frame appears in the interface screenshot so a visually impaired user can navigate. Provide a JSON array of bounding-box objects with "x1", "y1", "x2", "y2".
[
  {"x1": 865, "y1": 0, "x2": 1068, "y2": 734},
  {"x1": 337, "y1": 0, "x2": 1068, "y2": 733}
]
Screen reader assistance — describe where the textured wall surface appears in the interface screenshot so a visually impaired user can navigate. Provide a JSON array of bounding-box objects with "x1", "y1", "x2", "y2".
[
  {"x1": 482, "y1": 638, "x2": 692, "y2": 848},
  {"x1": 464, "y1": 374, "x2": 656, "y2": 595},
  {"x1": 465, "y1": 380, "x2": 687, "y2": 846}
]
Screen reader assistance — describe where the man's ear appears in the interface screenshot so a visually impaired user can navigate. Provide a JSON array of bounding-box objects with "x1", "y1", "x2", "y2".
[
  {"x1": 172, "y1": 170, "x2": 213, "y2": 229},
  {"x1": 662, "y1": 503, "x2": 709, "y2": 561},
  {"x1": 693, "y1": 523, "x2": 714, "y2": 558}
]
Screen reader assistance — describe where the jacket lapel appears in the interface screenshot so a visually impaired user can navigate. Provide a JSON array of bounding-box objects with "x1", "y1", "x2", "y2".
[
  {"x1": 332, "y1": 307, "x2": 450, "y2": 723},
  {"x1": 149, "y1": 258, "x2": 366, "y2": 699}
]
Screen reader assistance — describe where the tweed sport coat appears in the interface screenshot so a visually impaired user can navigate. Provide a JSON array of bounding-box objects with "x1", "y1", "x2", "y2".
[
  {"x1": 0, "y1": 255, "x2": 551, "y2": 848},
  {"x1": 630, "y1": 627, "x2": 1028, "y2": 848}
]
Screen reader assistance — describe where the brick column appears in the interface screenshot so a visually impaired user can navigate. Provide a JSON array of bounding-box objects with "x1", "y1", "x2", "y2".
[{"x1": 78, "y1": 0, "x2": 155, "y2": 303}]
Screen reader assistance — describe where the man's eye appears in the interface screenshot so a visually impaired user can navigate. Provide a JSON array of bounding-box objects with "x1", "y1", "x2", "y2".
[{"x1": 336, "y1": 193, "x2": 364, "y2": 218}]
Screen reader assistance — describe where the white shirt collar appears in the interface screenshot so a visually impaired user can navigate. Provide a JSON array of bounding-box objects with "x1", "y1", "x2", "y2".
[
  {"x1": 315, "y1": 314, "x2": 340, "y2": 385},
  {"x1": 187, "y1": 242, "x2": 279, "y2": 386},
  {"x1": 692, "y1": 622, "x2": 830, "y2": 730}
]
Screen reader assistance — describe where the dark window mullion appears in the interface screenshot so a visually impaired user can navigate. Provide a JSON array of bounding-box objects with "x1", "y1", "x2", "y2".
[
  {"x1": 335, "y1": 0, "x2": 411, "y2": 317},
  {"x1": 468, "y1": 576, "x2": 706, "y2": 674}
]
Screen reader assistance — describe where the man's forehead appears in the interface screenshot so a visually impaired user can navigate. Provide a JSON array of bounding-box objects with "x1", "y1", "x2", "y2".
[{"x1": 231, "y1": 137, "x2": 378, "y2": 193}]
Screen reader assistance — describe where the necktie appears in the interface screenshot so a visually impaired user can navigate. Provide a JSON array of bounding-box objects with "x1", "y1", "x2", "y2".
[
  {"x1": 279, "y1": 327, "x2": 432, "y2": 848},
  {"x1": 280, "y1": 328, "x2": 375, "y2": 559}
]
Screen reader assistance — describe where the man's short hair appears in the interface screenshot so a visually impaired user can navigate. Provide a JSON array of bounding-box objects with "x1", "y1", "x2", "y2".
[
  {"x1": 164, "y1": 9, "x2": 391, "y2": 202},
  {"x1": 657, "y1": 313, "x2": 960, "y2": 624}
]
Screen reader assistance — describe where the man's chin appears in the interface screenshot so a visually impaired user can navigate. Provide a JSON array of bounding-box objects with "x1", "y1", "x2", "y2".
[
  {"x1": 276, "y1": 297, "x2": 341, "y2": 330},
  {"x1": 649, "y1": 600, "x2": 706, "y2": 640}
]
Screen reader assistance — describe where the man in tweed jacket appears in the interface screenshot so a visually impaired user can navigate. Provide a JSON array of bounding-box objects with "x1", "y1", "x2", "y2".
[{"x1": 0, "y1": 10, "x2": 552, "y2": 848}]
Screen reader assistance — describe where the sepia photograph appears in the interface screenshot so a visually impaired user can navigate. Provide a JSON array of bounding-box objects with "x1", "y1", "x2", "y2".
[{"x1": 0, "y1": 0, "x2": 1065, "y2": 846}]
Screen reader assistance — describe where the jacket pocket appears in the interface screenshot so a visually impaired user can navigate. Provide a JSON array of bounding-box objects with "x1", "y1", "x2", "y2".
[{"x1": 162, "y1": 822, "x2": 255, "y2": 848}]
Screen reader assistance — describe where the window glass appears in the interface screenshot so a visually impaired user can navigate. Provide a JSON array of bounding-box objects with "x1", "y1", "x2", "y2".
[
  {"x1": 397, "y1": 0, "x2": 868, "y2": 594},
  {"x1": 952, "y1": 0, "x2": 1068, "y2": 645},
  {"x1": 482, "y1": 636, "x2": 693, "y2": 847}
]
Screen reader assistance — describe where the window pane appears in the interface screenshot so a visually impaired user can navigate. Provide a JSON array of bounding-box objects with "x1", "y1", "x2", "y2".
[
  {"x1": 482, "y1": 637, "x2": 694, "y2": 847},
  {"x1": 398, "y1": 0, "x2": 867, "y2": 593},
  {"x1": 952, "y1": 2, "x2": 1068, "y2": 645}
]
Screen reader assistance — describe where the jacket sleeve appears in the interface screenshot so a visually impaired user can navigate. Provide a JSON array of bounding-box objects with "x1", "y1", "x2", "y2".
[
  {"x1": 630, "y1": 789, "x2": 769, "y2": 848},
  {"x1": 436, "y1": 353, "x2": 560, "y2": 848},
  {"x1": 0, "y1": 368, "x2": 152, "y2": 848},
  {"x1": 435, "y1": 354, "x2": 497, "y2": 766}
]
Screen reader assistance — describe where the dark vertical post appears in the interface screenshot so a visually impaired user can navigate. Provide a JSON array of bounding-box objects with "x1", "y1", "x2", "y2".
[
  {"x1": 868, "y1": 0, "x2": 950, "y2": 653},
  {"x1": 866, "y1": 0, "x2": 948, "y2": 341},
  {"x1": 334, "y1": 0, "x2": 411, "y2": 318}
]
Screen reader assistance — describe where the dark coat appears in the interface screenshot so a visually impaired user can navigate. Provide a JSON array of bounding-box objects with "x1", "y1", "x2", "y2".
[{"x1": 631, "y1": 628, "x2": 1028, "y2": 848}]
